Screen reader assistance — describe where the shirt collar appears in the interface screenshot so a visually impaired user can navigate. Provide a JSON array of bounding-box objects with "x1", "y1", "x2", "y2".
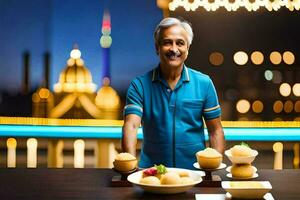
[{"x1": 152, "y1": 64, "x2": 190, "y2": 82}]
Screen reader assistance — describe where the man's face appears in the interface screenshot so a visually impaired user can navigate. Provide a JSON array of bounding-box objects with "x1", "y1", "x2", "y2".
[{"x1": 156, "y1": 25, "x2": 190, "y2": 69}]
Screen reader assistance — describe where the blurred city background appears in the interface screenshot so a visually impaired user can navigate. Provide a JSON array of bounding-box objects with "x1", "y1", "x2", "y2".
[
  {"x1": 0, "y1": 0, "x2": 299, "y2": 169},
  {"x1": 0, "y1": 0, "x2": 299, "y2": 121}
]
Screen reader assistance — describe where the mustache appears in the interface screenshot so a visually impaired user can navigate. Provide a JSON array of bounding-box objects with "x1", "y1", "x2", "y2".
[{"x1": 166, "y1": 50, "x2": 181, "y2": 57}]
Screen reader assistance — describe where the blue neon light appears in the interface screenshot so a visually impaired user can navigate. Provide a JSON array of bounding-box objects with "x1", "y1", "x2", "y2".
[{"x1": 0, "y1": 125, "x2": 299, "y2": 141}]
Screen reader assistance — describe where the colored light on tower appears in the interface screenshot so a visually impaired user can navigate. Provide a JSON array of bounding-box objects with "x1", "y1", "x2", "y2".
[{"x1": 100, "y1": 10, "x2": 112, "y2": 48}]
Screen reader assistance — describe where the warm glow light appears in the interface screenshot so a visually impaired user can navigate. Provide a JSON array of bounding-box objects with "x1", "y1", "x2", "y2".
[
  {"x1": 74, "y1": 139, "x2": 85, "y2": 168},
  {"x1": 70, "y1": 49, "x2": 81, "y2": 59},
  {"x1": 251, "y1": 51, "x2": 264, "y2": 65},
  {"x1": 270, "y1": 51, "x2": 282, "y2": 65},
  {"x1": 27, "y1": 138, "x2": 38, "y2": 168},
  {"x1": 236, "y1": 99, "x2": 251, "y2": 113},
  {"x1": 7, "y1": 138, "x2": 17, "y2": 168},
  {"x1": 7, "y1": 138, "x2": 17, "y2": 148},
  {"x1": 67, "y1": 58, "x2": 75, "y2": 66},
  {"x1": 252, "y1": 100, "x2": 264, "y2": 113},
  {"x1": 75, "y1": 58, "x2": 84, "y2": 66},
  {"x1": 209, "y1": 52, "x2": 224, "y2": 66},
  {"x1": 284, "y1": 100, "x2": 294, "y2": 113},
  {"x1": 32, "y1": 93, "x2": 40, "y2": 103},
  {"x1": 279, "y1": 83, "x2": 291, "y2": 97},
  {"x1": 38, "y1": 88, "x2": 50, "y2": 99},
  {"x1": 273, "y1": 100, "x2": 283, "y2": 113},
  {"x1": 264, "y1": 70, "x2": 273, "y2": 81},
  {"x1": 292, "y1": 83, "x2": 300, "y2": 96},
  {"x1": 168, "y1": 0, "x2": 296, "y2": 11},
  {"x1": 294, "y1": 101, "x2": 300, "y2": 112},
  {"x1": 282, "y1": 51, "x2": 295, "y2": 65},
  {"x1": 234, "y1": 51, "x2": 248, "y2": 65}
]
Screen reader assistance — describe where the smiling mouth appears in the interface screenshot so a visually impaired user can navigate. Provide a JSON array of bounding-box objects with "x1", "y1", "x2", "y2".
[{"x1": 166, "y1": 53, "x2": 181, "y2": 60}]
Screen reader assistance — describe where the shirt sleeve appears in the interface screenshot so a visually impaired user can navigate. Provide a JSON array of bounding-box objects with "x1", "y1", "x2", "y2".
[
  {"x1": 123, "y1": 79, "x2": 144, "y2": 117},
  {"x1": 202, "y1": 78, "x2": 221, "y2": 120}
]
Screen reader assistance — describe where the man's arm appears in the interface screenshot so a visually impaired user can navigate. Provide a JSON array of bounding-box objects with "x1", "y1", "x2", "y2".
[
  {"x1": 205, "y1": 117, "x2": 225, "y2": 154},
  {"x1": 122, "y1": 114, "x2": 142, "y2": 157}
]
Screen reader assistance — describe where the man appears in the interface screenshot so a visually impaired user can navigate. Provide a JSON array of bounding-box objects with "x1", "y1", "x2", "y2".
[{"x1": 122, "y1": 17, "x2": 225, "y2": 169}]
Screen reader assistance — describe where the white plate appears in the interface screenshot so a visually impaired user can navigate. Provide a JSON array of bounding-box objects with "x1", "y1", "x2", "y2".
[
  {"x1": 225, "y1": 150, "x2": 258, "y2": 164},
  {"x1": 226, "y1": 173, "x2": 259, "y2": 180},
  {"x1": 226, "y1": 165, "x2": 257, "y2": 173},
  {"x1": 127, "y1": 168, "x2": 203, "y2": 194},
  {"x1": 222, "y1": 181, "x2": 272, "y2": 199},
  {"x1": 193, "y1": 162, "x2": 226, "y2": 171}
]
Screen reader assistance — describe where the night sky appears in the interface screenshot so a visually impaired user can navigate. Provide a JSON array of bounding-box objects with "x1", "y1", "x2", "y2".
[{"x1": 0, "y1": 0, "x2": 162, "y2": 94}]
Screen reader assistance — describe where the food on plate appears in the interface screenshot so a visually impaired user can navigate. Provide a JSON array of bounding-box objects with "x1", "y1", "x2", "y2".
[
  {"x1": 142, "y1": 164, "x2": 167, "y2": 179},
  {"x1": 140, "y1": 176, "x2": 161, "y2": 185},
  {"x1": 113, "y1": 152, "x2": 137, "y2": 172},
  {"x1": 230, "y1": 144, "x2": 253, "y2": 157},
  {"x1": 180, "y1": 177, "x2": 194, "y2": 184},
  {"x1": 196, "y1": 147, "x2": 223, "y2": 169},
  {"x1": 160, "y1": 172, "x2": 181, "y2": 185},
  {"x1": 230, "y1": 181, "x2": 263, "y2": 188},
  {"x1": 139, "y1": 164, "x2": 196, "y2": 186},
  {"x1": 177, "y1": 170, "x2": 190, "y2": 177},
  {"x1": 231, "y1": 164, "x2": 254, "y2": 178}
]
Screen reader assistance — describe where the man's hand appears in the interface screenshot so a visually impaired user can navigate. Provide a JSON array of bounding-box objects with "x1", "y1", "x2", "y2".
[
  {"x1": 122, "y1": 114, "x2": 142, "y2": 157},
  {"x1": 205, "y1": 117, "x2": 225, "y2": 154}
]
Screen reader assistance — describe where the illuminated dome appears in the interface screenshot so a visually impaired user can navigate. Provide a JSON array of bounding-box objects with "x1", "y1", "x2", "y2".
[
  {"x1": 95, "y1": 77, "x2": 120, "y2": 111},
  {"x1": 54, "y1": 47, "x2": 97, "y2": 93}
]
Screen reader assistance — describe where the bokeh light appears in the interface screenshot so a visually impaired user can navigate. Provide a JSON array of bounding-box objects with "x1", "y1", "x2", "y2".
[
  {"x1": 282, "y1": 51, "x2": 295, "y2": 65},
  {"x1": 251, "y1": 51, "x2": 264, "y2": 65},
  {"x1": 236, "y1": 99, "x2": 251, "y2": 113},
  {"x1": 209, "y1": 52, "x2": 224, "y2": 66},
  {"x1": 264, "y1": 70, "x2": 273, "y2": 81},
  {"x1": 270, "y1": 51, "x2": 282, "y2": 65},
  {"x1": 273, "y1": 100, "x2": 283, "y2": 113},
  {"x1": 279, "y1": 83, "x2": 291, "y2": 97},
  {"x1": 252, "y1": 100, "x2": 264, "y2": 113},
  {"x1": 284, "y1": 100, "x2": 293, "y2": 113},
  {"x1": 234, "y1": 51, "x2": 248, "y2": 65},
  {"x1": 292, "y1": 83, "x2": 300, "y2": 96}
]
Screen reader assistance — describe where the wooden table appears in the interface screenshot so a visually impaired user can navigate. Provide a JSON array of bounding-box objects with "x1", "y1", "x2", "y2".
[{"x1": 0, "y1": 169, "x2": 299, "y2": 200}]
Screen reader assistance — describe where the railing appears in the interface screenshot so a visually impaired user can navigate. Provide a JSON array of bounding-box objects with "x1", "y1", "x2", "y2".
[{"x1": 0, "y1": 117, "x2": 299, "y2": 168}]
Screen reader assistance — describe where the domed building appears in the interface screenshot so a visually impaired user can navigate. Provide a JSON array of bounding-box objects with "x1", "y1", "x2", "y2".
[
  {"x1": 49, "y1": 47, "x2": 101, "y2": 119},
  {"x1": 95, "y1": 77, "x2": 121, "y2": 119}
]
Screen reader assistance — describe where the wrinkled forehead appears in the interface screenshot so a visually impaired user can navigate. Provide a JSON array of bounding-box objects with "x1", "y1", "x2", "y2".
[{"x1": 158, "y1": 25, "x2": 189, "y2": 43}]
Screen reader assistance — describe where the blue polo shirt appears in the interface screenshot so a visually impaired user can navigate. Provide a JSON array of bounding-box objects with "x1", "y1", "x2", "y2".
[{"x1": 124, "y1": 65, "x2": 221, "y2": 169}]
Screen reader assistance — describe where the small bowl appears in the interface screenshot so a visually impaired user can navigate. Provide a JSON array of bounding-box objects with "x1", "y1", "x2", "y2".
[
  {"x1": 113, "y1": 159, "x2": 137, "y2": 172},
  {"x1": 225, "y1": 150, "x2": 258, "y2": 164},
  {"x1": 196, "y1": 155, "x2": 222, "y2": 169},
  {"x1": 222, "y1": 181, "x2": 272, "y2": 199}
]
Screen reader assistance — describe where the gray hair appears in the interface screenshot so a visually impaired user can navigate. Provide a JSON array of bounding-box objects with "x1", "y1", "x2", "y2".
[{"x1": 154, "y1": 17, "x2": 193, "y2": 46}]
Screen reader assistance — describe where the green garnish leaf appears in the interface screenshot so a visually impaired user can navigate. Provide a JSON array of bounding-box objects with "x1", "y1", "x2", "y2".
[
  {"x1": 155, "y1": 164, "x2": 167, "y2": 174},
  {"x1": 240, "y1": 142, "x2": 249, "y2": 147}
]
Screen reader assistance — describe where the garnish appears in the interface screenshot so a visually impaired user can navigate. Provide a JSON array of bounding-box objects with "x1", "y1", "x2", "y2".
[
  {"x1": 155, "y1": 164, "x2": 167, "y2": 174},
  {"x1": 240, "y1": 142, "x2": 250, "y2": 147},
  {"x1": 143, "y1": 168, "x2": 157, "y2": 176}
]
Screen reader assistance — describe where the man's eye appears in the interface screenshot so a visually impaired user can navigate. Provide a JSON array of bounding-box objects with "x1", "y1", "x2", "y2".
[
  {"x1": 163, "y1": 41, "x2": 172, "y2": 45},
  {"x1": 177, "y1": 41, "x2": 185, "y2": 46}
]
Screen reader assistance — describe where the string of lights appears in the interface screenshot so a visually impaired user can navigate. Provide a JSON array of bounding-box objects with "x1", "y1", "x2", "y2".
[{"x1": 169, "y1": 0, "x2": 300, "y2": 12}]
